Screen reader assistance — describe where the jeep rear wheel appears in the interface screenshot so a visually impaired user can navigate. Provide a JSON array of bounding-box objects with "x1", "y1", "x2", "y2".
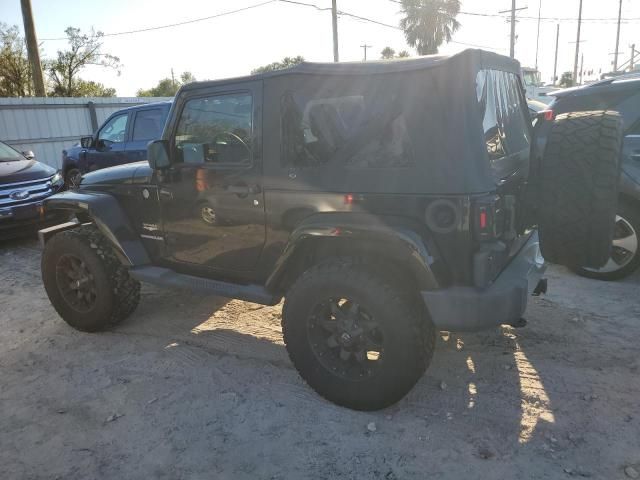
[
  {"x1": 282, "y1": 259, "x2": 435, "y2": 411},
  {"x1": 538, "y1": 110, "x2": 623, "y2": 268},
  {"x1": 42, "y1": 225, "x2": 141, "y2": 332}
]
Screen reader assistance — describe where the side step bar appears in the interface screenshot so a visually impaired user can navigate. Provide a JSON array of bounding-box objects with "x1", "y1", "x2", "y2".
[{"x1": 129, "y1": 266, "x2": 281, "y2": 306}]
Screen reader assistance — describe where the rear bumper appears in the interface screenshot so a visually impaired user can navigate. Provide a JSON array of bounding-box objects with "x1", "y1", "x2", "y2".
[{"x1": 421, "y1": 231, "x2": 546, "y2": 332}]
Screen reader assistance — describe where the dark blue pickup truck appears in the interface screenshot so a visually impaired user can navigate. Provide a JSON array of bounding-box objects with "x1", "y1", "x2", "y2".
[{"x1": 62, "y1": 102, "x2": 171, "y2": 187}]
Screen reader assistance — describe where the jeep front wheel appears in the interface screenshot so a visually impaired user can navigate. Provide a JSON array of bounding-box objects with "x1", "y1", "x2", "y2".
[
  {"x1": 282, "y1": 259, "x2": 435, "y2": 411},
  {"x1": 41, "y1": 225, "x2": 141, "y2": 332}
]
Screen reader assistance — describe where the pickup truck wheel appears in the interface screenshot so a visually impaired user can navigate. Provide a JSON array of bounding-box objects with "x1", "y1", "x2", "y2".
[
  {"x1": 573, "y1": 202, "x2": 640, "y2": 281},
  {"x1": 538, "y1": 110, "x2": 623, "y2": 268},
  {"x1": 65, "y1": 168, "x2": 81, "y2": 189},
  {"x1": 282, "y1": 259, "x2": 435, "y2": 411},
  {"x1": 41, "y1": 225, "x2": 141, "y2": 332}
]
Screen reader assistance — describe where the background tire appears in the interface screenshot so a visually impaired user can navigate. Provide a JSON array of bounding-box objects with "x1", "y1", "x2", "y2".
[
  {"x1": 573, "y1": 200, "x2": 640, "y2": 281},
  {"x1": 282, "y1": 259, "x2": 435, "y2": 411},
  {"x1": 538, "y1": 110, "x2": 623, "y2": 269},
  {"x1": 42, "y1": 225, "x2": 140, "y2": 332},
  {"x1": 65, "y1": 168, "x2": 82, "y2": 189}
]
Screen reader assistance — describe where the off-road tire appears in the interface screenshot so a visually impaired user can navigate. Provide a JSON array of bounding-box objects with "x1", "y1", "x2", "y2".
[
  {"x1": 573, "y1": 200, "x2": 640, "y2": 281},
  {"x1": 42, "y1": 225, "x2": 140, "y2": 332},
  {"x1": 538, "y1": 110, "x2": 623, "y2": 268},
  {"x1": 282, "y1": 259, "x2": 435, "y2": 411}
]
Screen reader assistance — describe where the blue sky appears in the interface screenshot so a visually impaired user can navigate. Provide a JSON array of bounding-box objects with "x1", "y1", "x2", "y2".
[{"x1": 1, "y1": 0, "x2": 639, "y2": 96}]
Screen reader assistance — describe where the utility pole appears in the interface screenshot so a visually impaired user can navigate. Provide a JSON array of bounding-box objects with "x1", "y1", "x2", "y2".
[
  {"x1": 20, "y1": 0, "x2": 46, "y2": 97},
  {"x1": 572, "y1": 0, "x2": 583, "y2": 87},
  {"x1": 613, "y1": 0, "x2": 623, "y2": 71},
  {"x1": 509, "y1": 0, "x2": 516, "y2": 58},
  {"x1": 360, "y1": 44, "x2": 372, "y2": 61},
  {"x1": 553, "y1": 24, "x2": 560, "y2": 85},
  {"x1": 171, "y1": 68, "x2": 175, "y2": 88},
  {"x1": 579, "y1": 53, "x2": 584, "y2": 85},
  {"x1": 631, "y1": 44, "x2": 636, "y2": 72},
  {"x1": 499, "y1": 2, "x2": 526, "y2": 58},
  {"x1": 535, "y1": 0, "x2": 542, "y2": 70},
  {"x1": 331, "y1": 0, "x2": 339, "y2": 62}
]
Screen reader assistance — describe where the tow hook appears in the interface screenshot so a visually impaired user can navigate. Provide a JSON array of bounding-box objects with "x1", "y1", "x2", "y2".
[{"x1": 532, "y1": 278, "x2": 548, "y2": 296}]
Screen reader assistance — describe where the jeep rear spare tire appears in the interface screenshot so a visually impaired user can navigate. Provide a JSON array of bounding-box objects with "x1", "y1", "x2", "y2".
[
  {"x1": 282, "y1": 259, "x2": 435, "y2": 411},
  {"x1": 538, "y1": 110, "x2": 623, "y2": 268}
]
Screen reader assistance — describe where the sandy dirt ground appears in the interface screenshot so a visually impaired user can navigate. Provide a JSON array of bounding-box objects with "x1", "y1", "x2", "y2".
[{"x1": 1, "y1": 236, "x2": 639, "y2": 480}]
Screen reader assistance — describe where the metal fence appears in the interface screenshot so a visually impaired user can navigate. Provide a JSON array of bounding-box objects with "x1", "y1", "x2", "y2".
[{"x1": 0, "y1": 97, "x2": 172, "y2": 169}]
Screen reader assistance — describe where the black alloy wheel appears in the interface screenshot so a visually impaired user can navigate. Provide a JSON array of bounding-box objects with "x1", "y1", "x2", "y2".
[
  {"x1": 307, "y1": 298, "x2": 384, "y2": 381},
  {"x1": 55, "y1": 254, "x2": 97, "y2": 313}
]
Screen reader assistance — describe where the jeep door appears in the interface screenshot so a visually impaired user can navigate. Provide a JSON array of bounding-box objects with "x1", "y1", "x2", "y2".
[
  {"x1": 125, "y1": 106, "x2": 169, "y2": 164},
  {"x1": 158, "y1": 81, "x2": 266, "y2": 274},
  {"x1": 85, "y1": 111, "x2": 130, "y2": 171}
]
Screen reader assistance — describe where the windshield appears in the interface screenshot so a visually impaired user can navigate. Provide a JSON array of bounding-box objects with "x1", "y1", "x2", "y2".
[
  {"x1": 0, "y1": 141, "x2": 24, "y2": 162},
  {"x1": 522, "y1": 70, "x2": 541, "y2": 87}
]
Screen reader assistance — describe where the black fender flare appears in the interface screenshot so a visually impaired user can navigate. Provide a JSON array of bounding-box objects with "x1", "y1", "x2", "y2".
[
  {"x1": 40, "y1": 191, "x2": 150, "y2": 266},
  {"x1": 265, "y1": 213, "x2": 441, "y2": 292}
]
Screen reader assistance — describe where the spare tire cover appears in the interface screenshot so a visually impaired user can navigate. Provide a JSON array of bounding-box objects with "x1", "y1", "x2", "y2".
[{"x1": 538, "y1": 110, "x2": 623, "y2": 268}]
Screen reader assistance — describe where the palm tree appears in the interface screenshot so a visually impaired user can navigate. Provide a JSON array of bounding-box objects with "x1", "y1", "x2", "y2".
[{"x1": 399, "y1": 0, "x2": 461, "y2": 55}]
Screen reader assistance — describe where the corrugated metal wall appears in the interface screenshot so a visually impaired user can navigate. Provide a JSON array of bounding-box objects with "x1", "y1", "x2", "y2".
[{"x1": 0, "y1": 97, "x2": 172, "y2": 169}]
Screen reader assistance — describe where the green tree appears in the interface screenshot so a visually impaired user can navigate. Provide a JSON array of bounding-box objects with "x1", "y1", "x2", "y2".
[
  {"x1": 399, "y1": 0, "x2": 461, "y2": 55},
  {"x1": 397, "y1": 50, "x2": 411, "y2": 58},
  {"x1": 137, "y1": 71, "x2": 196, "y2": 97},
  {"x1": 0, "y1": 23, "x2": 33, "y2": 96},
  {"x1": 559, "y1": 72, "x2": 573, "y2": 88},
  {"x1": 47, "y1": 27, "x2": 119, "y2": 97},
  {"x1": 74, "y1": 79, "x2": 116, "y2": 97},
  {"x1": 381, "y1": 46, "x2": 396, "y2": 59},
  {"x1": 251, "y1": 56, "x2": 304, "y2": 74}
]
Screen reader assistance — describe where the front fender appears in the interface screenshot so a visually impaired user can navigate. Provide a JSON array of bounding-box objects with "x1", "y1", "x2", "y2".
[
  {"x1": 41, "y1": 190, "x2": 150, "y2": 266},
  {"x1": 265, "y1": 213, "x2": 441, "y2": 292}
]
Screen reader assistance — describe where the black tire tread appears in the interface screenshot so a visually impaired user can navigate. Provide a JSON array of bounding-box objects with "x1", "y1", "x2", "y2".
[
  {"x1": 42, "y1": 225, "x2": 140, "y2": 331},
  {"x1": 539, "y1": 110, "x2": 623, "y2": 268},
  {"x1": 282, "y1": 258, "x2": 435, "y2": 410}
]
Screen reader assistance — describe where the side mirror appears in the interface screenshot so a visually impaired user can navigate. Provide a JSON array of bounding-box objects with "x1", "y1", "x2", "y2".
[
  {"x1": 21, "y1": 150, "x2": 35, "y2": 160},
  {"x1": 80, "y1": 136, "x2": 93, "y2": 149},
  {"x1": 147, "y1": 140, "x2": 170, "y2": 170}
]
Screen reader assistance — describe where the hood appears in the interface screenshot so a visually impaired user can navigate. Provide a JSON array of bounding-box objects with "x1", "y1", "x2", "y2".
[
  {"x1": 0, "y1": 159, "x2": 56, "y2": 184},
  {"x1": 63, "y1": 143, "x2": 84, "y2": 161},
  {"x1": 79, "y1": 161, "x2": 147, "y2": 188}
]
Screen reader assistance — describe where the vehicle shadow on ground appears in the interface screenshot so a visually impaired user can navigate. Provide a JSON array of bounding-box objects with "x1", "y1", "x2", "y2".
[{"x1": 117, "y1": 285, "x2": 566, "y2": 459}]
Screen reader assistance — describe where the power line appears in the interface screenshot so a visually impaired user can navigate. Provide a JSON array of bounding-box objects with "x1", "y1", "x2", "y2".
[
  {"x1": 40, "y1": 0, "x2": 502, "y2": 52},
  {"x1": 387, "y1": 0, "x2": 640, "y2": 23},
  {"x1": 41, "y1": 0, "x2": 278, "y2": 40}
]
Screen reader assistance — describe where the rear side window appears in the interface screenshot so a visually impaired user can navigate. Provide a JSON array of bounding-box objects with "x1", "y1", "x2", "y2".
[
  {"x1": 281, "y1": 84, "x2": 414, "y2": 168},
  {"x1": 132, "y1": 108, "x2": 164, "y2": 141},
  {"x1": 476, "y1": 69, "x2": 531, "y2": 162}
]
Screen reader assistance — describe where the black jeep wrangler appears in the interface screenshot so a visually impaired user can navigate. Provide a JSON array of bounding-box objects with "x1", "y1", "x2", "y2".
[{"x1": 38, "y1": 50, "x2": 623, "y2": 411}]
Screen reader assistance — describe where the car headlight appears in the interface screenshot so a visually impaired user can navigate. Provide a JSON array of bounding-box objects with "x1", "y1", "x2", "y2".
[{"x1": 50, "y1": 171, "x2": 63, "y2": 186}]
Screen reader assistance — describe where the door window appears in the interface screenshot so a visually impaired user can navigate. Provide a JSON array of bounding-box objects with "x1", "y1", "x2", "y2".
[
  {"x1": 132, "y1": 108, "x2": 164, "y2": 141},
  {"x1": 174, "y1": 93, "x2": 252, "y2": 165},
  {"x1": 98, "y1": 114, "x2": 128, "y2": 143}
]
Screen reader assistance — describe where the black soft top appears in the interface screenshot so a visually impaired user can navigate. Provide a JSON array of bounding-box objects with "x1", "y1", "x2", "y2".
[
  {"x1": 182, "y1": 49, "x2": 521, "y2": 89},
  {"x1": 181, "y1": 50, "x2": 525, "y2": 195}
]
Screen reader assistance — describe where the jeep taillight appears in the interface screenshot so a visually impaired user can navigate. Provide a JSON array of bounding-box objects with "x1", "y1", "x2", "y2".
[
  {"x1": 473, "y1": 196, "x2": 501, "y2": 241},
  {"x1": 541, "y1": 109, "x2": 554, "y2": 121}
]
